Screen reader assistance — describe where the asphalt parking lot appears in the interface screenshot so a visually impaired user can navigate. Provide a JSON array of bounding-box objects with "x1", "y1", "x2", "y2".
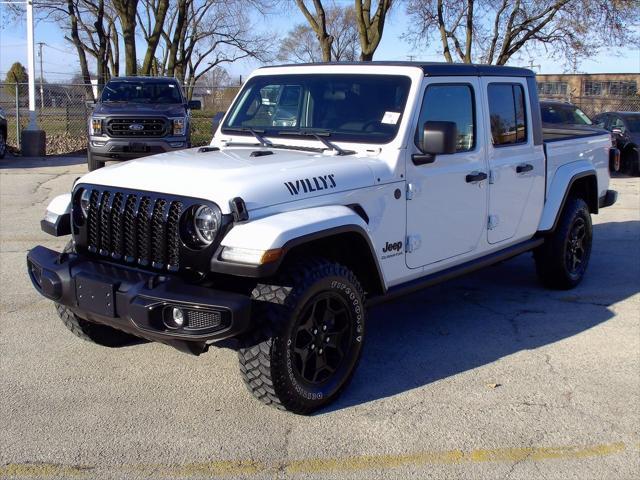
[{"x1": 1, "y1": 156, "x2": 638, "y2": 480}]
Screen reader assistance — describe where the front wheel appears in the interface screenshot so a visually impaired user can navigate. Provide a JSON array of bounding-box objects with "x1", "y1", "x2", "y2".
[
  {"x1": 87, "y1": 150, "x2": 104, "y2": 171},
  {"x1": 534, "y1": 197, "x2": 593, "y2": 289},
  {"x1": 238, "y1": 259, "x2": 366, "y2": 414}
]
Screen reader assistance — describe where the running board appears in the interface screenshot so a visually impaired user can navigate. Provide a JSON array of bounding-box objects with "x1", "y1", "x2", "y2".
[{"x1": 367, "y1": 238, "x2": 544, "y2": 307}]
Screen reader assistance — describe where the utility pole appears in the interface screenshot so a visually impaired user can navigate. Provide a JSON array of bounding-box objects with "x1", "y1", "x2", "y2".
[
  {"x1": 37, "y1": 42, "x2": 45, "y2": 111},
  {"x1": 526, "y1": 59, "x2": 541, "y2": 73}
]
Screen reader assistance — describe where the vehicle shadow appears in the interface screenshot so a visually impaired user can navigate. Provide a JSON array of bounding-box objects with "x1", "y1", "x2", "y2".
[
  {"x1": 0, "y1": 154, "x2": 87, "y2": 169},
  {"x1": 322, "y1": 220, "x2": 639, "y2": 413}
]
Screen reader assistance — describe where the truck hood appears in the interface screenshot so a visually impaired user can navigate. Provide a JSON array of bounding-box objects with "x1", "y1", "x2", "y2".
[
  {"x1": 93, "y1": 102, "x2": 185, "y2": 117},
  {"x1": 78, "y1": 147, "x2": 377, "y2": 214}
]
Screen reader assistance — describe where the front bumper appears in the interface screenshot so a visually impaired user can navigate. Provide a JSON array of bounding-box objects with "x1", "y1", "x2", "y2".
[
  {"x1": 26, "y1": 246, "x2": 251, "y2": 354},
  {"x1": 88, "y1": 136, "x2": 187, "y2": 161}
]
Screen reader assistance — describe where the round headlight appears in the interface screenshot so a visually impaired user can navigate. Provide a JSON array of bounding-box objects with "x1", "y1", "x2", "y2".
[
  {"x1": 80, "y1": 189, "x2": 91, "y2": 218},
  {"x1": 193, "y1": 205, "x2": 220, "y2": 245}
]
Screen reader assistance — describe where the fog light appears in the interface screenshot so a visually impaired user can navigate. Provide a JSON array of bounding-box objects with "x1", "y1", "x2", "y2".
[
  {"x1": 164, "y1": 306, "x2": 185, "y2": 329},
  {"x1": 172, "y1": 307, "x2": 184, "y2": 327}
]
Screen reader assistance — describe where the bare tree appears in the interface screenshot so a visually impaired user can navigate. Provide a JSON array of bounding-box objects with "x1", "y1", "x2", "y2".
[
  {"x1": 278, "y1": 6, "x2": 359, "y2": 63},
  {"x1": 111, "y1": 0, "x2": 139, "y2": 75},
  {"x1": 354, "y1": 0, "x2": 394, "y2": 61},
  {"x1": 137, "y1": 0, "x2": 170, "y2": 75},
  {"x1": 293, "y1": 0, "x2": 333, "y2": 62},
  {"x1": 405, "y1": 0, "x2": 640, "y2": 66}
]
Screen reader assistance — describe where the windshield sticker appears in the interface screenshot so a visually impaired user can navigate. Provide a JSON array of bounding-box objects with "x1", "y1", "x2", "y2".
[
  {"x1": 285, "y1": 174, "x2": 336, "y2": 196},
  {"x1": 381, "y1": 111, "x2": 401, "y2": 125}
]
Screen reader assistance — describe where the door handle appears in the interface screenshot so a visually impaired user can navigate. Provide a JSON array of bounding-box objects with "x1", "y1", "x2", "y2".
[
  {"x1": 516, "y1": 163, "x2": 534, "y2": 173},
  {"x1": 465, "y1": 171, "x2": 488, "y2": 183}
]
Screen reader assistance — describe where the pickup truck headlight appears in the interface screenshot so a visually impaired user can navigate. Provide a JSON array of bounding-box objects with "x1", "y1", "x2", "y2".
[
  {"x1": 182, "y1": 204, "x2": 221, "y2": 248},
  {"x1": 90, "y1": 118, "x2": 103, "y2": 135},
  {"x1": 172, "y1": 117, "x2": 186, "y2": 136}
]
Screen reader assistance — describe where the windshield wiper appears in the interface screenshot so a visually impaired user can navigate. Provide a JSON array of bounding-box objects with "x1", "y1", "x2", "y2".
[
  {"x1": 279, "y1": 129, "x2": 354, "y2": 156},
  {"x1": 224, "y1": 127, "x2": 272, "y2": 147}
]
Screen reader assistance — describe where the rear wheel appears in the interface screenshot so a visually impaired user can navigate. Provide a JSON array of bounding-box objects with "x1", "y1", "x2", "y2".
[
  {"x1": 238, "y1": 259, "x2": 366, "y2": 414},
  {"x1": 534, "y1": 197, "x2": 592, "y2": 289},
  {"x1": 87, "y1": 150, "x2": 104, "y2": 171}
]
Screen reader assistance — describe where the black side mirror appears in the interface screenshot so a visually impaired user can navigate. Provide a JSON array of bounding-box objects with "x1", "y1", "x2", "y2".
[
  {"x1": 412, "y1": 121, "x2": 458, "y2": 165},
  {"x1": 188, "y1": 100, "x2": 201, "y2": 110},
  {"x1": 211, "y1": 111, "x2": 225, "y2": 136}
]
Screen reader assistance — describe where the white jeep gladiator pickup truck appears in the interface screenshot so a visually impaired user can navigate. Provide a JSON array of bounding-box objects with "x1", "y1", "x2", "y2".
[{"x1": 28, "y1": 62, "x2": 618, "y2": 414}]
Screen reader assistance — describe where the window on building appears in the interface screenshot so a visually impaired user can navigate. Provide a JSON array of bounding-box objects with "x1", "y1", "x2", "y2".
[
  {"x1": 583, "y1": 80, "x2": 637, "y2": 97},
  {"x1": 537, "y1": 81, "x2": 568, "y2": 96},
  {"x1": 488, "y1": 83, "x2": 528, "y2": 146},
  {"x1": 415, "y1": 84, "x2": 475, "y2": 152}
]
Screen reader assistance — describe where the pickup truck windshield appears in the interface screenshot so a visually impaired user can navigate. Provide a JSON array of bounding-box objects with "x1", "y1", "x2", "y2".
[
  {"x1": 222, "y1": 74, "x2": 411, "y2": 143},
  {"x1": 101, "y1": 81, "x2": 183, "y2": 104}
]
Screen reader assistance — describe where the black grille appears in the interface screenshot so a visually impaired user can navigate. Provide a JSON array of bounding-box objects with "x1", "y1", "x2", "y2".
[
  {"x1": 105, "y1": 118, "x2": 167, "y2": 137},
  {"x1": 185, "y1": 310, "x2": 222, "y2": 330},
  {"x1": 83, "y1": 188, "x2": 182, "y2": 271}
]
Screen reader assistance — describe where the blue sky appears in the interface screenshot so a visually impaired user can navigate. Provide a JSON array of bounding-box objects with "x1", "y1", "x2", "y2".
[{"x1": 1, "y1": 1, "x2": 639, "y2": 84}]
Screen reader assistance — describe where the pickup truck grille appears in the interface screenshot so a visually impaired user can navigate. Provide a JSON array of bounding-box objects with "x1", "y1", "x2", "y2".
[
  {"x1": 105, "y1": 118, "x2": 167, "y2": 137},
  {"x1": 83, "y1": 188, "x2": 183, "y2": 271}
]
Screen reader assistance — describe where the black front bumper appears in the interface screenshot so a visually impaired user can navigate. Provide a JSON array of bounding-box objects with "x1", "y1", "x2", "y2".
[
  {"x1": 599, "y1": 189, "x2": 618, "y2": 209},
  {"x1": 26, "y1": 246, "x2": 251, "y2": 354}
]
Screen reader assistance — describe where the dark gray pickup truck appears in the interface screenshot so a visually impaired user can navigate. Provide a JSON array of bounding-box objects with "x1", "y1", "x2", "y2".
[{"x1": 87, "y1": 77, "x2": 200, "y2": 171}]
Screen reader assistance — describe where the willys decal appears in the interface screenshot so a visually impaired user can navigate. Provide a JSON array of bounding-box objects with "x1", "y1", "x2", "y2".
[{"x1": 284, "y1": 174, "x2": 336, "y2": 196}]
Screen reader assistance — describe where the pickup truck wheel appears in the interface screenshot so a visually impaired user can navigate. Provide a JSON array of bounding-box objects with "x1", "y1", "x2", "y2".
[
  {"x1": 238, "y1": 259, "x2": 366, "y2": 414},
  {"x1": 87, "y1": 151, "x2": 104, "y2": 171},
  {"x1": 534, "y1": 197, "x2": 592, "y2": 290},
  {"x1": 54, "y1": 241, "x2": 139, "y2": 347},
  {"x1": 55, "y1": 303, "x2": 139, "y2": 347}
]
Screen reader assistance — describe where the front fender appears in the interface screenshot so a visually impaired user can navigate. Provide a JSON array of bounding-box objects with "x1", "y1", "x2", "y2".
[
  {"x1": 41, "y1": 193, "x2": 72, "y2": 236},
  {"x1": 538, "y1": 161, "x2": 596, "y2": 232},
  {"x1": 212, "y1": 205, "x2": 380, "y2": 280}
]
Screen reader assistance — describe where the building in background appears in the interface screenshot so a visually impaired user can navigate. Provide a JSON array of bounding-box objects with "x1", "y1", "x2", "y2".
[{"x1": 537, "y1": 73, "x2": 640, "y2": 117}]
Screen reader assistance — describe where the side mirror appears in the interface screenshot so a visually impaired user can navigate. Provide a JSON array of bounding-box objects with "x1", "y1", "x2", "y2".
[
  {"x1": 188, "y1": 100, "x2": 201, "y2": 110},
  {"x1": 211, "y1": 111, "x2": 225, "y2": 136},
  {"x1": 611, "y1": 127, "x2": 623, "y2": 135},
  {"x1": 413, "y1": 121, "x2": 458, "y2": 165},
  {"x1": 85, "y1": 101, "x2": 95, "y2": 109}
]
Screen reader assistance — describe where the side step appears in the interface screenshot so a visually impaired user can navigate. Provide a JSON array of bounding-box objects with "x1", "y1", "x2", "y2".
[{"x1": 367, "y1": 238, "x2": 544, "y2": 307}]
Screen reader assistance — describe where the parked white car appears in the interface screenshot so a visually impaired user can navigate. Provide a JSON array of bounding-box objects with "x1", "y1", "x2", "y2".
[{"x1": 28, "y1": 62, "x2": 617, "y2": 414}]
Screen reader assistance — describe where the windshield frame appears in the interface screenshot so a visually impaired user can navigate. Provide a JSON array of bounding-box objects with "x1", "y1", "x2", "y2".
[
  {"x1": 100, "y1": 80, "x2": 185, "y2": 105},
  {"x1": 221, "y1": 73, "x2": 413, "y2": 145}
]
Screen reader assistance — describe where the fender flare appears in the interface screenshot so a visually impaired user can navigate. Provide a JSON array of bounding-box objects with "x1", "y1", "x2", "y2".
[
  {"x1": 538, "y1": 163, "x2": 597, "y2": 233},
  {"x1": 210, "y1": 205, "x2": 385, "y2": 286},
  {"x1": 41, "y1": 193, "x2": 72, "y2": 236}
]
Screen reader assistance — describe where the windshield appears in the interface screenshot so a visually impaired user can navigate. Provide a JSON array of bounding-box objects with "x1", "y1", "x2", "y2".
[
  {"x1": 623, "y1": 115, "x2": 640, "y2": 132},
  {"x1": 101, "y1": 81, "x2": 183, "y2": 104},
  {"x1": 222, "y1": 74, "x2": 412, "y2": 143},
  {"x1": 541, "y1": 103, "x2": 592, "y2": 125}
]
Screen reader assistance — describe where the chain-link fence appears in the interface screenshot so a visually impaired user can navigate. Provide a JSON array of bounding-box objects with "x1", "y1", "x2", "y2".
[
  {"x1": 0, "y1": 82, "x2": 241, "y2": 155},
  {"x1": 539, "y1": 94, "x2": 640, "y2": 118}
]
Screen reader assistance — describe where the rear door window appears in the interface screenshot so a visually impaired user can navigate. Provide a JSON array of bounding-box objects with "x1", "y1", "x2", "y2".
[{"x1": 487, "y1": 83, "x2": 528, "y2": 146}]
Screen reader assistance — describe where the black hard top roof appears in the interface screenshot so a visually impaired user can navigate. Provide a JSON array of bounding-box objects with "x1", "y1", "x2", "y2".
[{"x1": 259, "y1": 61, "x2": 535, "y2": 78}]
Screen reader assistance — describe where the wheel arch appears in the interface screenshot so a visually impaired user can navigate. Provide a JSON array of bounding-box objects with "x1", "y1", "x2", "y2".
[
  {"x1": 211, "y1": 205, "x2": 386, "y2": 295},
  {"x1": 538, "y1": 166, "x2": 598, "y2": 233}
]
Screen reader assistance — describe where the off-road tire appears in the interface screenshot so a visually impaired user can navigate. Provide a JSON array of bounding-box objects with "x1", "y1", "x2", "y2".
[
  {"x1": 534, "y1": 197, "x2": 592, "y2": 290},
  {"x1": 55, "y1": 303, "x2": 139, "y2": 347},
  {"x1": 238, "y1": 259, "x2": 366, "y2": 414},
  {"x1": 55, "y1": 241, "x2": 138, "y2": 347},
  {"x1": 87, "y1": 150, "x2": 104, "y2": 171}
]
